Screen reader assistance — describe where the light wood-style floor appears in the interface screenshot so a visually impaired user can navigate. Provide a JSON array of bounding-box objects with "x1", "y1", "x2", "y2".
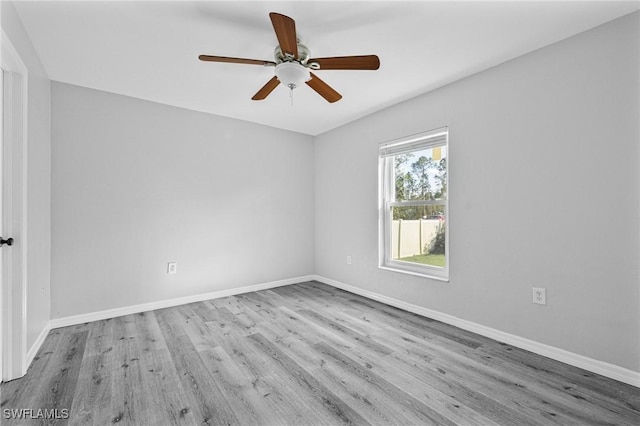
[{"x1": 1, "y1": 281, "x2": 639, "y2": 425}]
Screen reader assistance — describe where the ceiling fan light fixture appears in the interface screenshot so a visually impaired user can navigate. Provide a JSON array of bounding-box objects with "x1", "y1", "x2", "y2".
[{"x1": 275, "y1": 62, "x2": 310, "y2": 90}]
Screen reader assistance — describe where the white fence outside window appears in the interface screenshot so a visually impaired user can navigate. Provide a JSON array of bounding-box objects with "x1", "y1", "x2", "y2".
[{"x1": 391, "y1": 219, "x2": 441, "y2": 259}]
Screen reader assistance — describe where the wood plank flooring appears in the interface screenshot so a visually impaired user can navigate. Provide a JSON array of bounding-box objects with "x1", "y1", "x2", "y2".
[{"x1": 1, "y1": 281, "x2": 639, "y2": 425}]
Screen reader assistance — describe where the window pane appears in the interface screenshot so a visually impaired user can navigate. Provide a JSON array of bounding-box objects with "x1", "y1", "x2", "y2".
[
  {"x1": 379, "y1": 128, "x2": 448, "y2": 279},
  {"x1": 391, "y1": 206, "x2": 445, "y2": 268},
  {"x1": 393, "y1": 146, "x2": 447, "y2": 202}
]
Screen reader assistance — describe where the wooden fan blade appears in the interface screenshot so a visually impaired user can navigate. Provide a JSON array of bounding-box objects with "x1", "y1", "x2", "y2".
[
  {"x1": 308, "y1": 55, "x2": 380, "y2": 70},
  {"x1": 252, "y1": 76, "x2": 280, "y2": 100},
  {"x1": 199, "y1": 55, "x2": 276, "y2": 66},
  {"x1": 306, "y1": 72, "x2": 342, "y2": 103},
  {"x1": 269, "y1": 12, "x2": 298, "y2": 59}
]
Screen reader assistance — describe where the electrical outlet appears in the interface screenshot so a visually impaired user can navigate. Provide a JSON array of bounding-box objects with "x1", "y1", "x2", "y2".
[
  {"x1": 167, "y1": 262, "x2": 177, "y2": 275},
  {"x1": 532, "y1": 287, "x2": 546, "y2": 305},
  {"x1": 347, "y1": 255, "x2": 352, "y2": 265}
]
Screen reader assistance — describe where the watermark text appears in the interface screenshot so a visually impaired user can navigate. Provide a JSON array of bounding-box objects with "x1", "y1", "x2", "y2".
[{"x1": 3, "y1": 408, "x2": 69, "y2": 420}]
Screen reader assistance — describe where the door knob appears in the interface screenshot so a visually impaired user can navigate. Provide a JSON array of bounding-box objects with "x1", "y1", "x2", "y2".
[{"x1": 0, "y1": 237, "x2": 14, "y2": 246}]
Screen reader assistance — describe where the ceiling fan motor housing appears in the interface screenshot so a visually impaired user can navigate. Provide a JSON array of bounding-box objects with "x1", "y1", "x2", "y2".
[{"x1": 274, "y1": 42, "x2": 310, "y2": 64}]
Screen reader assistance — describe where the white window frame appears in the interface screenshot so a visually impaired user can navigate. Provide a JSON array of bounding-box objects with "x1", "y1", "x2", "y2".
[{"x1": 378, "y1": 127, "x2": 449, "y2": 281}]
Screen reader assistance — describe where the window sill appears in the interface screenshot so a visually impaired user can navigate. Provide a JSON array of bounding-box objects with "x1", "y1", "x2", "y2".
[{"x1": 379, "y1": 265, "x2": 449, "y2": 282}]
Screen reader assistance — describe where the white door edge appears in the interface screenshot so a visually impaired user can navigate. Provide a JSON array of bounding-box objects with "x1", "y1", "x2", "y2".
[{"x1": 1, "y1": 28, "x2": 29, "y2": 382}]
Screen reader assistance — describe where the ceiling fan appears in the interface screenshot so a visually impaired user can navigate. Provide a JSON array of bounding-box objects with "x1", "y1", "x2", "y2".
[{"x1": 199, "y1": 12, "x2": 380, "y2": 103}]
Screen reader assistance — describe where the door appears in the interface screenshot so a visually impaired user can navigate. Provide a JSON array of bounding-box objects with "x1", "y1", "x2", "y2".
[
  {"x1": 0, "y1": 67, "x2": 4, "y2": 383},
  {"x1": 1, "y1": 30, "x2": 28, "y2": 382},
  {"x1": 0, "y1": 68, "x2": 13, "y2": 382}
]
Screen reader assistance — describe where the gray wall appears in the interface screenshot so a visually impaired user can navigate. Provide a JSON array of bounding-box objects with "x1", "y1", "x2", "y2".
[
  {"x1": 314, "y1": 12, "x2": 639, "y2": 372},
  {"x1": 2, "y1": 1, "x2": 52, "y2": 350},
  {"x1": 51, "y1": 83, "x2": 314, "y2": 318}
]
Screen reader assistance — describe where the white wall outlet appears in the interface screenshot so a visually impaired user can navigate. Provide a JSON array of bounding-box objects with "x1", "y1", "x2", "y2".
[
  {"x1": 533, "y1": 287, "x2": 546, "y2": 305},
  {"x1": 167, "y1": 262, "x2": 177, "y2": 274},
  {"x1": 347, "y1": 255, "x2": 352, "y2": 265}
]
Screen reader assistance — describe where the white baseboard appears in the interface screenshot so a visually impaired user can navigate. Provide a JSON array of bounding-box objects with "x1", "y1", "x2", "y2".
[
  {"x1": 312, "y1": 275, "x2": 640, "y2": 388},
  {"x1": 25, "y1": 321, "x2": 52, "y2": 370},
  {"x1": 50, "y1": 275, "x2": 315, "y2": 329}
]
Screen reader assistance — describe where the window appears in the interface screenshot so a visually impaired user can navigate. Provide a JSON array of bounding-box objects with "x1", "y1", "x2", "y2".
[{"x1": 379, "y1": 127, "x2": 449, "y2": 280}]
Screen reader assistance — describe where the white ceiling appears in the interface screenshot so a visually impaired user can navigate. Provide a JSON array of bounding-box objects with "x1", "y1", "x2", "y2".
[{"x1": 13, "y1": 0, "x2": 640, "y2": 135}]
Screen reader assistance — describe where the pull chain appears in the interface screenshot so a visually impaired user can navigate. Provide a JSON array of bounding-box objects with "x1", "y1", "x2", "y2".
[{"x1": 289, "y1": 84, "x2": 295, "y2": 106}]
